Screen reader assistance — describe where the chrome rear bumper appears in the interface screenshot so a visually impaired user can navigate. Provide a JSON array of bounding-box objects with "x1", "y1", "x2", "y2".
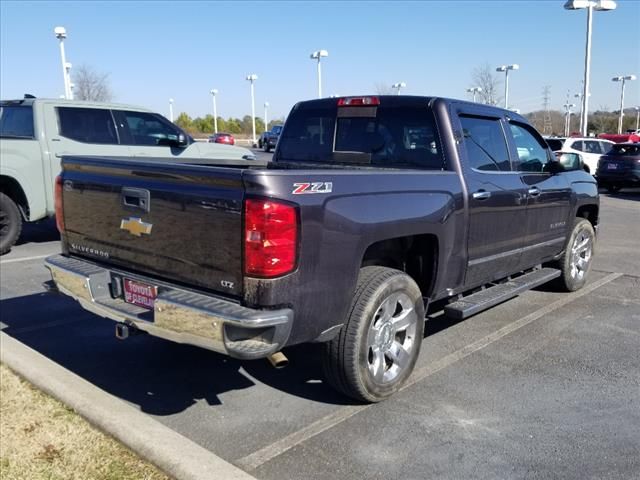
[{"x1": 44, "y1": 255, "x2": 293, "y2": 359}]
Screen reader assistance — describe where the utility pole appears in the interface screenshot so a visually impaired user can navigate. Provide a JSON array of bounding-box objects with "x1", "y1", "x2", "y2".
[
  {"x1": 542, "y1": 85, "x2": 552, "y2": 135},
  {"x1": 563, "y1": 94, "x2": 576, "y2": 137}
]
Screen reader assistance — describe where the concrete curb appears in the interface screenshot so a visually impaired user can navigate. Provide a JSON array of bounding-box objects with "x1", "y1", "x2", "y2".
[{"x1": 0, "y1": 332, "x2": 256, "y2": 480}]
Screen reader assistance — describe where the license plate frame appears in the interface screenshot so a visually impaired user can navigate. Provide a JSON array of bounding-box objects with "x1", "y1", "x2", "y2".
[
  {"x1": 607, "y1": 163, "x2": 618, "y2": 170},
  {"x1": 123, "y1": 278, "x2": 157, "y2": 310}
]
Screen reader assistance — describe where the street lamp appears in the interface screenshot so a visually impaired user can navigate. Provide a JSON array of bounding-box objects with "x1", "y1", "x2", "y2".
[
  {"x1": 169, "y1": 98, "x2": 174, "y2": 122},
  {"x1": 54, "y1": 26, "x2": 71, "y2": 99},
  {"x1": 564, "y1": 0, "x2": 617, "y2": 137},
  {"x1": 246, "y1": 74, "x2": 258, "y2": 146},
  {"x1": 563, "y1": 102, "x2": 576, "y2": 136},
  {"x1": 635, "y1": 106, "x2": 640, "y2": 131},
  {"x1": 612, "y1": 75, "x2": 636, "y2": 134},
  {"x1": 496, "y1": 64, "x2": 519, "y2": 109},
  {"x1": 209, "y1": 89, "x2": 218, "y2": 133},
  {"x1": 264, "y1": 101, "x2": 269, "y2": 133},
  {"x1": 310, "y1": 50, "x2": 328, "y2": 98},
  {"x1": 466, "y1": 86, "x2": 483, "y2": 103},
  {"x1": 392, "y1": 82, "x2": 406, "y2": 95},
  {"x1": 574, "y1": 92, "x2": 583, "y2": 133}
]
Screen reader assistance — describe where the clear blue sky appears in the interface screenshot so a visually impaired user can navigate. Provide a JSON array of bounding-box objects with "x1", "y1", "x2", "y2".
[{"x1": 1, "y1": 0, "x2": 639, "y2": 121}]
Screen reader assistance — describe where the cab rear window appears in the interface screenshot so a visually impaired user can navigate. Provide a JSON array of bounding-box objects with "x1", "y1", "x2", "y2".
[
  {"x1": 0, "y1": 105, "x2": 34, "y2": 139},
  {"x1": 277, "y1": 103, "x2": 445, "y2": 170}
]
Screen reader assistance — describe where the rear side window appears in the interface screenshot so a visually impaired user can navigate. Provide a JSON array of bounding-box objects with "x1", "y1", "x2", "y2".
[
  {"x1": 277, "y1": 104, "x2": 445, "y2": 169},
  {"x1": 459, "y1": 115, "x2": 511, "y2": 171},
  {"x1": 509, "y1": 123, "x2": 551, "y2": 172},
  {"x1": 58, "y1": 107, "x2": 118, "y2": 144},
  {"x1": 0, "y1": 105, "x2": 35, "y2": 139},
  {"x1": 583, "y1": 140, "x2": 603, "y2": 154}
]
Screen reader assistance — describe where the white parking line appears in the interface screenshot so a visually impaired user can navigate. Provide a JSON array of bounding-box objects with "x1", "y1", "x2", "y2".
[
  {"x1": 236, "y1": 272, "x2": 623, "y2": 471},
  {"x1": 0, "y1": 254, "x2": 50, "y2": 265}
]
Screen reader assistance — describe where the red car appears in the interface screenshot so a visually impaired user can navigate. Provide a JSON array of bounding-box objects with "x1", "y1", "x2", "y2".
[{"x1": 208, "y1": 133, "x2": 235, "y2": 145}]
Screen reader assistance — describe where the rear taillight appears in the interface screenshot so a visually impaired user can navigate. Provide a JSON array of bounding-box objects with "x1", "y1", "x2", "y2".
[
  {"x1": 54, "y1": 175, "x2": 64, "y2": 233},
  {"x1": 337, "y1": 96, "x2": 380, "y2": 106},
  {"x1": 244, "y1": 198, "x2": 298, "y2": 278}
]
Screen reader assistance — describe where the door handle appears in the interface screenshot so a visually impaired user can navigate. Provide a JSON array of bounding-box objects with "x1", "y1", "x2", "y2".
[
  {"x1": 528, "y1": 187, "x2": 541, "y2": 197},
  {"x1": 122, "y1": 187, "x2": 150, "y2": 212},
  {"x1": 472, "y1": 190, "x2": 491, "y2": 200}
]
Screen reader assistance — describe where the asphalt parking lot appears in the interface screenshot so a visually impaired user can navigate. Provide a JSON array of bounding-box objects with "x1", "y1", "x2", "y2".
[{"x1": 1, "y1": 182, "x2": 639, "y2": 480}]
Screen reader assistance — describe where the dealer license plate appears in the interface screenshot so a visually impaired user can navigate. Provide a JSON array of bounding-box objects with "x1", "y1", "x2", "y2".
[{"x1": 123, "y1": 278, "x2": 157, "y2": 310}]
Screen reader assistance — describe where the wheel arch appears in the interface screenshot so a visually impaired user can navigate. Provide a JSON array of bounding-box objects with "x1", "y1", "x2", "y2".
[{"x1": 0, "y1": 175, "x2": 29, "y2": 220}]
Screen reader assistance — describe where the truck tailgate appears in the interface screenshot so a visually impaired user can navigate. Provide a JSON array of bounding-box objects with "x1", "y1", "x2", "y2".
[{"x1": 60, "y1": 157, "x2": 246, "y2": 297}]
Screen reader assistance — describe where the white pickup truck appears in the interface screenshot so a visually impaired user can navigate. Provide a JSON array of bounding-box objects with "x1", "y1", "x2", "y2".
[{"x1": 0, "y1": 96, "x2": 255, "y2": 254}]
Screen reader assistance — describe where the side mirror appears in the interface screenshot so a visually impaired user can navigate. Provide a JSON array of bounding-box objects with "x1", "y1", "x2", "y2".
[
  {"x1": 176, "y1": 133, "x2": 188, "y2": 147},
  {"x1": 554, "y1": 152, "x2": 582, "y2": 172}
]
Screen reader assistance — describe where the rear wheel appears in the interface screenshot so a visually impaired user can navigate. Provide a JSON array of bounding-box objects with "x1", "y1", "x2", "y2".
[
  {"x1": 323, "y1": 266, "x2": 425, "y2": 402},
  {"x1": 553, "y1": 218, "x2": 595, "y2": 292},
  {"x1": 263, "y1": 142, "x2": 270, "y2": 153},
  {"x1": 0, "y1": 192, "x2": 22, "y2": 255},
  {"x1": 607, "y1": 184, "x2": 621, "y2": 194}
]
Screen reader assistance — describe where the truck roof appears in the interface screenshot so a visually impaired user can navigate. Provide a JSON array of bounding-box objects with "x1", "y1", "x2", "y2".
[
  {"x1": 0, "y1": 96, "x2": 154, "y2": 113},
  {"x1": 292, "y1": 95, "x2": 528, "y2": 122}
]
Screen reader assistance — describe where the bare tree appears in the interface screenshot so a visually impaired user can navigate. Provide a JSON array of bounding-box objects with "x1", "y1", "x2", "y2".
[
  {"x1": 470, "y1": 63, "x2": 501, "y2": 105},
  {"x1": 374, "y1": 82, "x2": 393, "y2": 95},
  {"x1": 72, "y1": 64, "x2": 113, "y2": 102}
]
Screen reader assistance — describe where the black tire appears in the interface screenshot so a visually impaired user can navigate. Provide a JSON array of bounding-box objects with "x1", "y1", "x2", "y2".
[
  {"x1": 552, "y1": 218, "x2": 595, "y2": 292},
  {"x1": 322, "y1": 266, "x2": 425, "y2": 402},
  {"x1": 0, "y1": 192, "x2": 22, "y2": 255},
  {"x1": 263, "y1": 142, "x2": 270, "y2": 153},
  {"x1": 607, "y1": 184, "x2": 621, "y2": 194},
  {"x1": 258, "y1": 139, "x2": 263, "y2": 149}
]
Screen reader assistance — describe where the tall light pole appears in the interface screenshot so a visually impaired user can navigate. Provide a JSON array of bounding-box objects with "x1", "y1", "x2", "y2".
[
  {"x1": 246, "y1": 74, "x2": 258, "y2": 146},
  {"x1": 310, "y1": 50, "x2": 328, "y2": 98},
  {"x1": 169, "y1": 98, "x2": 174, "y2": 122},
  {"x1": 392, "y1": 82, "x2": 406, "y2": 95},
  {"x1": 264, "y1": 101, "x2": 269, "y2": 132},
  {"x1": 65, "y1": 63, "x2": 73, "y2": 99},
  {"x1": 54, "y1": 26, "x2": 71, "y2": 99},
  {"x1": 496, "y1": 64, "x2": 519, "y2": 109},
  {"x1": 564, "y1": 0, "x2": 617, "y2": 137},
  {"x1": 635, "y1": 106, "x2": 640, "y2": 130},
  {"x1": 612, "y1": 75, "x2": 636, "y2": 134},
  {"x1": 563, "y1": 102, "x2": 576, "y2": 136},
  {"x1": 467, "y1": 87, "x2": 483, "y2": 103},
  {"x1": 574, "y1": 92, "x2": 583, "y2": 133},
  {"x1": 209, "y1": 89, "x2": 218, "y2": 133}
]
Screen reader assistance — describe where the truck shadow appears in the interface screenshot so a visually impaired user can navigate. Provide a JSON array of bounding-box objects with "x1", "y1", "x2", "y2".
[
  {"x1": 0, "y1": 292, "x2": 352, "y2": 414},
  {"x1": 15, "y1": 218, "x2": 60, "y2": 246}
]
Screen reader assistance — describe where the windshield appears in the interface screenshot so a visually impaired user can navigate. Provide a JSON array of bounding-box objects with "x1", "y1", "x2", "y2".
[
  {"x1": 276, "y1": 104, "x2": 445, "y2": 170},
  {"x1": 271, "y1": 125, "x2": 283, "y2": 134}
]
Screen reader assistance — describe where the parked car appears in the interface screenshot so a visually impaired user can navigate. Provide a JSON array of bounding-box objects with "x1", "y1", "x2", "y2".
[
  {"x1": 595, "y1": 142, "x2": 640, "y2": 193},
  {"x1": 0, "y1": 96, "x2": 255, "y2": 254},
  {"x1": 544, "y1": 137, "x2": 613, "y2": 173},
  {"x1": 598, "y1": 132, "x2": 640, "y2": 144},
  {"x1": 45, "y1": 95, "x2": 598, "y2": 402},
  {"x1": 208, "y1": 132, "x2": 235, "y2": 145},
  {"x1": 258, "y1": 125, "x2": 283, "y2": 152}
]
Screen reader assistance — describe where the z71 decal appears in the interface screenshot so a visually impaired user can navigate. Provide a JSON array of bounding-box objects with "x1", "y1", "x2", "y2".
[{"x1": 292, "y1": 182, "x2": 333, "y2": 195}]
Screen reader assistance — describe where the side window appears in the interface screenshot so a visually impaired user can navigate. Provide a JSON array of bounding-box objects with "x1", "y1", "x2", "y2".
[
  {"x1": 117, "y1": 111, "x2": 180, "y2": 146},
  {"x1": 58, "y1": 107, "x2": 118, "y2": 144},
  {"x1": 509, "y1": 122, "x2": 551, "y2": 173},
  {"x1": 572, "y1": 141, "x2": 584, "y2": 152},
  {"x1": 583, "y1": 141, "x2": 602, "y2": 154},
  {"x1": 459, "y1": 115, "x2": 511, "y2": 171},
  {"x1": 0, "y1": 105, "x2": 35, "y2": 139},
  {"x1": 598, "y1": 141, "x2": 611, "y2": 154}
]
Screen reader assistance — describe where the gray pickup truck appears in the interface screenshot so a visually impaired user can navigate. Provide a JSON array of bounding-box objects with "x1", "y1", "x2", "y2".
[
  {"x1": 45, "y1": 96, "x2": 599, "y2": 402},
  {"x1": 0, "y1": 96, "x2": 254, "y2": 254}
]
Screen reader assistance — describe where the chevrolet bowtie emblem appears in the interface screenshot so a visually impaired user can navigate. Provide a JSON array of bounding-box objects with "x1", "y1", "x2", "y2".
[{"x1": 120, "y1": 217, "x2": 153, "y2": 237}]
